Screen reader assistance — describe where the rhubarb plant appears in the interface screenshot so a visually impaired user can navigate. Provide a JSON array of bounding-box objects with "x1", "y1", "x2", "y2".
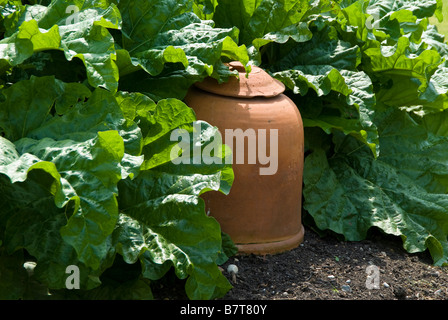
[{"x1": 0, "y1": 0, "x2": 242, "y2": 299}]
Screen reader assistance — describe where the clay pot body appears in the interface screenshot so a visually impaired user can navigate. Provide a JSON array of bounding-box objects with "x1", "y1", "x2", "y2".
[{"x1": 184, "y1": 62, "x2": 304, "y2": 254}]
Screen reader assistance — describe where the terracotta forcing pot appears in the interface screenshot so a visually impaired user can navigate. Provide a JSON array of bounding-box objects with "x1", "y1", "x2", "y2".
[{"x1": 184, "y1": 61, "x2": 304, "y2": 255}]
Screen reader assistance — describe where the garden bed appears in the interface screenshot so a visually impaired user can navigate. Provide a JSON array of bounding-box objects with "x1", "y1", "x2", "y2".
[
  {"x1": 153, "y1": 226, "x2": 448, "y2": 300},
  {"x1": 3, "y1": 0, "x2": 448, "y2": 301}
]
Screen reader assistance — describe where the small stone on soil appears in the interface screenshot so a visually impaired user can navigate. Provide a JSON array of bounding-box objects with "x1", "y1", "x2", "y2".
[{"x1": 341, "y1": 285, "x2": 351, "y2": 292}]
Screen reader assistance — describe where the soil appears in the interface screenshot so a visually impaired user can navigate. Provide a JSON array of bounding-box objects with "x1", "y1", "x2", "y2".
[{"x1": 152, "y1": 226, "x2": 448, "y2": 300}]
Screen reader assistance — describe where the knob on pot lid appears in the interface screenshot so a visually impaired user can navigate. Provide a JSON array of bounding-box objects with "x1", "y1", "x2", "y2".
[{"x1": 194, "y1": 61, "x2": 285, "y2": 98}]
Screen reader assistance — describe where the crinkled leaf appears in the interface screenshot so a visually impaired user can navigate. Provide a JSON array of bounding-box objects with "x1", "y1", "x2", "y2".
[
  {"x1": 365, "y1": 37, "x2": 443, "y2": 102},
  {"x1": 213, "y1": 0, "x2": 320, "y2": 64},
  {"x1": 338, "y1": 1, "x2": 427, "y2": 47},
  {"x1": 0, "y1": 0, "x2": 122, "y2": 92},
  {"x1": 303, "y1": 109, "x2": 448, "y2": 266},
  {"x1": 377, "y1": 108, "x2": 448, "y2": 194},
  {"x1": 0, "y1": 75, "x2": 91, "y2": 141},
  {"x1": 116, "y1": 176, "x2": 232, "y2": 300},
  {"x1": 116, "y1": 0, "x2": 248, "y2": 100},
  {"x1": 270, "y1": 36, "x2": 362, "y2": 72},
  {"x1": 367, "y1": 0, "x2": 443, "y2": 22},
  {"x1": 3, "y1": 190, "x2": 107, "y2": 290},
  {"x1": 0, "y1": 138, "x2": 111, "y2": 290},
  {"x1": 0, "y1": 77, "x2": 143, "y2": 270},
  {"x1": 13, "y1": 132, "x2": 125, "y2": 271},
  {"x1": 113, "y1": 95, "x2": 234, "y2": 299},
  {"x1": 140, "y1": 99, "x2": 233, "y2": 194},
  {"x1": 270, "y1": 35, "x2": 379, "y2": 156},
  {"x1": 0, "y1": 74, "x2": 234, "y2": 298},
  {"x1": 213, "y1": 0, "x2": 313, "y2": 46}
]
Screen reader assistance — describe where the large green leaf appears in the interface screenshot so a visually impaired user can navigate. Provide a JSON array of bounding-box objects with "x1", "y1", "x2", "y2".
[
  {"x1": 337, "y1": 0, "x2": 428, "y2": 48},
  {"x1": 269, "y1": 33, "x2": 379, "y2": 156},
  {"x1": 376, "y1": 108, "x2": 448, "y2": 194},
  {"x1": 367, "y1": 0, "x2": 443, "y2": 22},
  {"x1": 0, "y1": 76, "x2": 143, "y2": 270},
  {"x1": 315, "y1": 0, "x2": 447, "y2": 111},
  {"x1": 113, "y1": 93, "x2": 234, "y2": 299},
  {"x1": 212, "y1": 0, "x2": 330, "y2": 64},
  {"x1": 116, "y1": 0, "x2": 249, "y2": 100},
  {"x1": 1, "y1": 174, "x2": 108, "y2": 291},
  {"x1": 0, "y1": 137, "x2": 113, "y2": 291},
  {"x1": 365, "y1": 37, "x2": 443, "y2": 102},
  {"x1": 116, "y1": 175, "x2": 232, "y2": 300},
  {"x1": 0, "y1": 78, "x2": 235, "y2": 299},
  {"x1": 14, "y1": 132, "x2": 126, "y2": 270},
  {"x1": 0, "y1": 0, "x2": 122, "y2": 92},
  {"x1": 303, "y1": 109, "x2": 448, "y2": 266},
  {"x1": 213, "y1": 0, "x2": 310, "y2": 46},
  {"x1": 0, "y1": 75, "x2": 91, "y2": 141}
]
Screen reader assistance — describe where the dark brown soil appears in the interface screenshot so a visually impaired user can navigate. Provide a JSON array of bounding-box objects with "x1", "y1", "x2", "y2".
[
  {"x1": 221, "y1": 227, "x2": 448, "y2": 300},
  {"x1": 152, "y1": 226, "x2": 448, "y2": 300}
]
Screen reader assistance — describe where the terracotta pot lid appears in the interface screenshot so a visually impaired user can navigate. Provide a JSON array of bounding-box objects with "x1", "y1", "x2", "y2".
[{"x1": 194, "y1": 61, "x2": 285, "y2": 98}]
